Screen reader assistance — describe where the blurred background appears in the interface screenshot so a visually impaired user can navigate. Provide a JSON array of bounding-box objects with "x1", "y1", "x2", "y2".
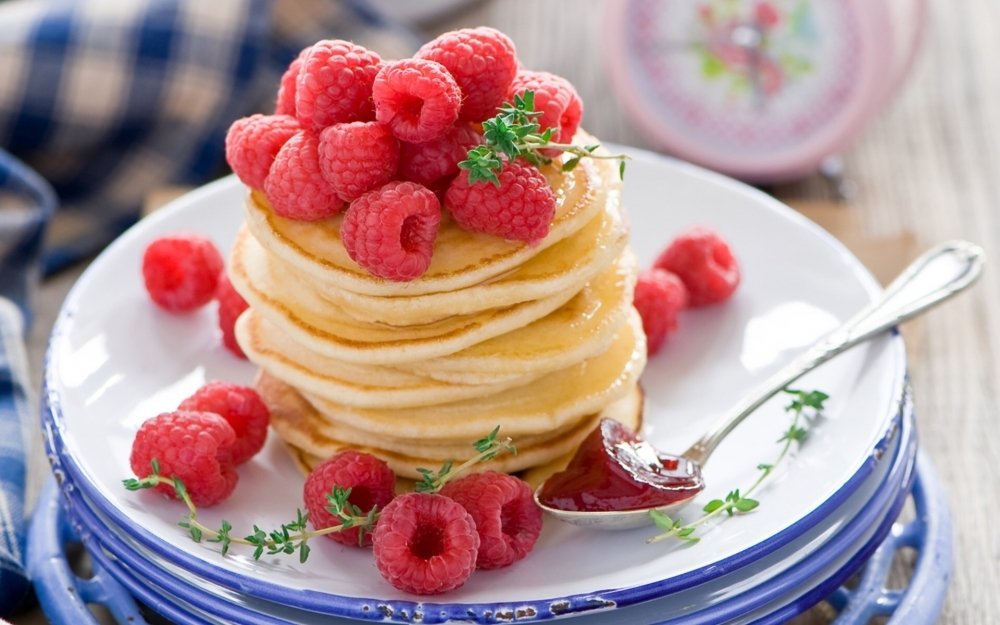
[{"x1": 2, "y1": 0, "x2": 997, "y2": 623}]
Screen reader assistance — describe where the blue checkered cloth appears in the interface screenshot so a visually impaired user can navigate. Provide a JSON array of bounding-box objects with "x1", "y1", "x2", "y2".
[
  {"x1": 0, "y1": 296, "x2": 33, "y2": 617},
  {"x1": 0, "y1": 149, "x2": 54, "y2": 326},
  {"x1": 0, "y1": 0, "x2": 417, "y2": 274},
  {"x1": 0, "y1": 0, "x2": 416, "y2": 616},
  {"x1": 0, "y1": 145, "x2": 52, "y2": 617}
]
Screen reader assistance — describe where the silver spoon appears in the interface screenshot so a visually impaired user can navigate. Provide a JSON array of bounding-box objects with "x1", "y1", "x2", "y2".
[{"x1": 534, "y1": 240, "x2": 985, "y2": 529}]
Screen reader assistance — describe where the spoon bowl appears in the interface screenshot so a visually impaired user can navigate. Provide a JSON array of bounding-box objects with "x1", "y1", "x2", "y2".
[
  {"x1": 536, "y1": 240, "x2": 984, "y2": 530},
  {"x1": 533, "y1": 489, "x2": 701, "y2": 530},
  {"x1": 533, "y1": 450, "x2": 704, "y2": 529}
]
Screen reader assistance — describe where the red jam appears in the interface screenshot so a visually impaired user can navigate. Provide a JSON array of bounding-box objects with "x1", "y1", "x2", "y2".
[{"x1": 537, "y1": 419, "x2": 704, "y2": 513}]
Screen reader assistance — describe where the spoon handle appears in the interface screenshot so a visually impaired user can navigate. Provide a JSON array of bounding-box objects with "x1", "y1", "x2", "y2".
[{"x1": 683, "y1": 240, "x2": 985, "y2": 465}]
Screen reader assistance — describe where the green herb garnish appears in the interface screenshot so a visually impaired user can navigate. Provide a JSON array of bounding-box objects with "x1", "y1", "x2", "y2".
[
  {"x1": 458, "y1": 91, "x2": 628, "y2": 186},
  {"x1": 414, "y1": 425, "x2": 516, "y2": 492},
  {"x1": 648, "y1": 387, "x2": 829, "y2": 544}
]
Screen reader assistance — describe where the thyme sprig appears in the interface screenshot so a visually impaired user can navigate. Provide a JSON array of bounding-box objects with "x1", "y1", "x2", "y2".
[
  {"x1": 414, "y1": 425, "x2": 516, "y2": 493},
  {"x1": 459, "y1": 91, "x2": 628, "y2": 186},
  {"x1": 123, "y1": 428, "x2": 517, "y2": 563},
  {"x1": 123, "y1": 466, "x2": 372, "y2": 561},
  {"x1": 647, "y1": 388, "x2": 829, "y2": 544}
]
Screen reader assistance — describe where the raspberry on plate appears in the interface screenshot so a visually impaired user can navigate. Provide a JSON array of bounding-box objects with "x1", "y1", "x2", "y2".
[
  {"x1": 373, "y1": 59, "x2": 461, "y2": 143},
  {"x1": 318, "y1": 121, "x2": 399, "y2": 202},
  {"x1": 129, "y1": 411, "x2": 237, "y2": 507},
  {"x1": 225, "y1": 114, "x2": 300, "y2": 190},
  {"x1": 440, "y1": 471, "x2": 542, "y2": 569},
  {"x1": 264, "y1": 131, "x2": 344, "y2": 221},
  {"x1": 655, "y1": 227, "x2": 741, "y2": 306},
  {"x1": 178, "y1": 381, "x2": 269, "y2": 465},
  {"x1": 142, "y1": 234, "x2": 224, "y2": 313},
  {"x1": 294, "y1": 40, "x2": 381, "y2": 132},
  {"x1": 399, "y1": 123, "x2": 482, "y2": 189},
  {"x1": 445, "y1": 158, "x2": 556, "y2": 243},
  {"x1": 303, "y1": 451, "x2": 396, "y2": 548},
  {"x1": 372, "y1": 492, "x2": 479, "y2": 595},
  {"x1": 633, "y1": 268, "x2": 689, "y2": 355},
  {"x1": 415, "y1": 27, "x2": 518, "y2": 122},
  {"x1": 340, "y1": 181, "x2": 441, "y2": 281},
  {"x1": 509, "y1": 70, "x2": 583, "y2": 150},
  {"x1": 215, "y1": 272, "x2": 249, "y2": 359}
]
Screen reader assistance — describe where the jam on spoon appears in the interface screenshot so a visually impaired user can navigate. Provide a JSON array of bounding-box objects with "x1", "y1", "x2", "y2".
[{"x1": 537, "y1": 418, "x2": 704, "y2": 513}]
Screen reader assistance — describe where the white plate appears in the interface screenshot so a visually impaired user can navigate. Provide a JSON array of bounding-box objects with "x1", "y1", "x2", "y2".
[{"x1": 44, "y1": 149, "x2": 907, "y2": 621}]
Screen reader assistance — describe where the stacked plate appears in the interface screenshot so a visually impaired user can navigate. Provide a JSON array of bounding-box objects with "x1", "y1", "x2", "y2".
[{"x1": 40, "y1": 149, "x2": 920, "y2": 624}]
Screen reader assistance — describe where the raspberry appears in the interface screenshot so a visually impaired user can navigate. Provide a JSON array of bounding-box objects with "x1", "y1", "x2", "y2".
[
  {"x1": 415, "y1": 27, "x2": 518, "y2": 122},
  {"x1": 295, "y1": 40, "x2": 381, "y2": 132},
  {"x1": 399, "y1": 123, "x2": 482, "y2": 189},
  {"x1": 303, "y1": 451, "x2": 396, "y2": 548},
  {"x1": 340, "y1": 181, "x2": 441, "y2": 281},
  {"x1": 509, "y1": 70, "x2": 583, "y2": 148},
  {"x1": 654, "y1": 227, "x2": 741, "y2": 306},
  {"x1": 318, "y1": 122, "x2": 399, "y2": 202},
  {"x1": 129, "y1": 411, "x2": 237, "y2": 507},
  {"x1": 274, "y1": 49, "x2": 307, "y2": 116},
  {"x1": 215, "y1": 272, "x2": 248, "y2": 359},
  {"x1": 445, "y1": 158, "x2": 556, "y2": 243},
  {"x1": 633, "y1": 268, "x2": 689, "y2": 355},
  {"x1": 142, "y1": 234, "x2": 224, "y2": 312},
  {"x1": 372, "y1": 492, "x2": 479, "y2": 595},
  {"x1": 440, "y1": 472, "x2": 542, "y2": 569},
  {"x1": 373, "y1": 59, "x2": 461, "y2": 143},
  {"x1": 225, "y1": 114, "x2": 300, "y2": 190},
  {"x1": 264, "y1": 131, "x2": 344, "y2": 221},
  {"x1": 178, "y1": 381, "x2": 269, "y2": 466}
]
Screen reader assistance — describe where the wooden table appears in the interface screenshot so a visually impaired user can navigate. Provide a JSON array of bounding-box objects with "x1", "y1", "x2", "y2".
[{"x1": 21, "y1": 1, "x2": 998, "y2": 623}]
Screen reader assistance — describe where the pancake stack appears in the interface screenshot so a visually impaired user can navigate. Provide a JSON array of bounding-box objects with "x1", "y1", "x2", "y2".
[{"x1": 229, "y1": 153, "x2": 646, "y2": 481}]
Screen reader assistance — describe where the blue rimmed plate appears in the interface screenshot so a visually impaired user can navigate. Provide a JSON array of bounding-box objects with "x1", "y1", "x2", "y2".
[
  {"x1": 42, "y1": 149, "x2": 908, "y2": 622},
  {"x1": 50, "y1": 389, "x2": 915, "y2": 624}
]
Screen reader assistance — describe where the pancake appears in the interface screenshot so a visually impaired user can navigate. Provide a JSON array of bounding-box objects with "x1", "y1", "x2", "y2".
[
  {"x1": 229, "y1": 227, "x2": 579, "y2": 365},
  {"x1": 236, "y1": 250, "x2": 637, "y2": 405},
  {"x1": 395, "y1": 250, "x2": 637, "y2": 382},
  {"x1": 236, "y1": 311, "x2": 540, "y2": 408},
  {"x1": 281, "y1": 310, "x2": 646, "y2": 440},
  {"x1": 242, "y1": 152, "x2": 613, "y2": 297},
  {"x1": 287, "y1": 392, "x2": 610, "y2": 459},
  {"x1": 262, "y1": 372, "x2": 644, "y2": 480},
  {"x1": 303, "y1": 195, "x2": 627, "y2": 326}
]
